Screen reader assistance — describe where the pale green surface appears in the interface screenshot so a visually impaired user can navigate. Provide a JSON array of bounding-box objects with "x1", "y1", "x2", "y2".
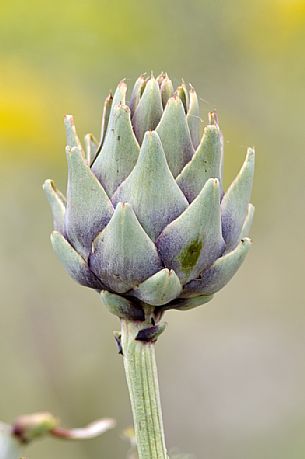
[
  {"x1": 160, "y1": 76, "x2": 174, "y2": 109},
  {"x1": 42, "y1": 179, "x2": 66, "y2": 234},
  {"x1": 65, "y1": 145, "x2": 113, "y2": 258},
  {"x1": 240, "y1": 203, "x2": 255, "y2": 239},
  {"x1": 99, "y1": 291, "x2": 142, "y2": 321},
  {"x1": 186, "y1": 88, "x2": 200, "y2": 149},
  {"x1": 132, "y1": 77, "x2": 163, "y2": 143},
  {"x1": 84, "y1": 133, "x2": 98, "y2": 165},
  {"x1": 129, "y1": 75, "x2": 146, "y2": 116},
  {"x1": 121, "y1": 319, "x2": 168, "y2": 459},
  {"x1": 64, "y1": 115, "x2": 83, "y2": 150},
  {"x1": 156, "y1": 97, "x2": 194, "y2": 178},
  {"x1": 112, "y1": 132, "x2": 188, "y2": 241},
  {"x1": 0, "y1": 1, "x2": 305, "y2": 458},
  {"x1": 132, "y1": 269, "x2": 182, "y2": 307},
  {"x1": 92, "y1": 104, "x2": 139, "y2": 196},
  {"x1": 91, "y1": 203, "x2": 162, "y2": 293},
  {"x1": 106, "y1": 82, "x2": 127, "y2": 134},
  {"x1": 221, "y1": 148, "x2": 255, "y2": 250},
  {"x1": 50, "y1": 231, "x2": 93, "y2": 287},
  {"x1": 99, "y1": 93, "x2": 113, "y2": 147},
  {"x1": 176, "y1": 125, "x2": 222, "y2": 202}
]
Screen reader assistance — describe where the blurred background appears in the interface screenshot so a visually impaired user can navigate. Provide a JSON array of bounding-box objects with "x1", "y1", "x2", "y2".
[{"x1": 0, "y1": 0, "x2": 304, "y2": 457}]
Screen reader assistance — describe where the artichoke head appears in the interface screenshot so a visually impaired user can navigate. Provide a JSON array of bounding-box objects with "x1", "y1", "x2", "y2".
[{"x1": 44, "y1": 73, "x2": 254, "y2": 316}]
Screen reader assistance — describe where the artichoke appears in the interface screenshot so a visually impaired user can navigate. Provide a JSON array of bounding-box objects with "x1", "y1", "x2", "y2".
[{"x1": 43, "y1": 73, "x2": 254, "y2": 316}]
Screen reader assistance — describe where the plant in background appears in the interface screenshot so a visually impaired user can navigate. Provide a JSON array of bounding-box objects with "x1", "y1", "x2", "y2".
[
  {"x1": 44, "y1": 72, "x2": 255, "y2": 459},
  {"x1": 0, "y1": 412, "x2": 114, "y2": 459}
]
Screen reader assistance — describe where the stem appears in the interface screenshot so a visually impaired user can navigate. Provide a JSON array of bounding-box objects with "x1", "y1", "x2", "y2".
[{"x1": 120, "y1": 317, "x2": 168, "y2": 459}]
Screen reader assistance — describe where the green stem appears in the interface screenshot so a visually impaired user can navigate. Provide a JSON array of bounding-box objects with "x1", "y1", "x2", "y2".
[{"x1": 120, "y1": 317, "x2": 168, "y2": 459}]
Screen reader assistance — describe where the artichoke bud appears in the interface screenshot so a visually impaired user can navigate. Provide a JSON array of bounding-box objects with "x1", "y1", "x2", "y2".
[{"x1": 44, "y1": 73, "x2": 255, "y2": 320}]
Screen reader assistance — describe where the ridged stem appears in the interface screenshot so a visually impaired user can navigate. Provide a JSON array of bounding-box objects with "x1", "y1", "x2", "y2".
[{"x1": 120, "y1": 318, "x2": 168, "y2": 459}]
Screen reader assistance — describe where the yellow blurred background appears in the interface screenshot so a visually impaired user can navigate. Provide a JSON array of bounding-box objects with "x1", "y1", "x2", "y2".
[{"x1": 0, "y1": 0, "x2": 304, "y2": 457}]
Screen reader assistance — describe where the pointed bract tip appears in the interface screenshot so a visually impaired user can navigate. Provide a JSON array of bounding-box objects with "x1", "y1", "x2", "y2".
[
  {"x1": 157, "y1": 72, "x2": 171, "y2": 86},
  {"x1": 168, "y1": 269, "x2": 176, "y2": 277},
  {"x1": 84, "y1": 133, "x2": 96, "y2": 142},
  {"x1": 208, "y1": 111, "x2": 219, "y2": 126},
  {"x1": 206, "y1": 177, "x2": 220, "y2": 189},
  {"x1": 64, "y1": 114, "x2": 74, "y2": 125},
  {"x1": 245, "y1": 147, "x2": 255, "y2": 166},
  {"x1": 161, "y1": 74, "x2": 171, "y2": 85},
  {"x1": 64, "y1": 114, "x2": 73, "y2": 121},
  {"x1": 247, "y1": 146, "x2": 255, "y2": 158},
  {"x1": 241, "y1": 236, "x2": 252, "y2": 244},
  {"x1": 42, "y1": 178, "x2": 53, "y2": 192},
  {"x1": 157, "y1": 71, "x2": 166, "y2": 81},
  {"x1": 116, "y1": 201, "x2": 131, "y2": 212},
  {"x1": 104, "y1": 91, "x2": 113, "y2": 103},
  {"x1": 204, "y1": 176, "x2": 221, "y2": 194},
  {"x1": 169, "y1": 94, "x2": 180, "y2": 103},
  {"x1": 144, "y1": 129, "x2": 159, "y2": 141},
  {"x1": 203, "y1": 123, "x2": 219, "y2": 136},
  {"x1": 114, "y1": 103, "x2": 130, "y2": 113}
]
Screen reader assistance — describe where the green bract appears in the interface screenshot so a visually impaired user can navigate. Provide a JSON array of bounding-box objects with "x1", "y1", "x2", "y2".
[{"x1": 44, "y1": 73, "x2": 254, "y2": 315}]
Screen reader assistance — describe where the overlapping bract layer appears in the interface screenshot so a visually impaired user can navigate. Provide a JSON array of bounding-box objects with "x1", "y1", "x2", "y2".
[{"x1": 44, "y1": 73, "x2": 255, "y2": 311}]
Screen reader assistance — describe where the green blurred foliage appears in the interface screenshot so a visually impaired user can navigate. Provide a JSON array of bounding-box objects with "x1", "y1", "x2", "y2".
[{"x1": 0, "y1": 0, "x2": 304, "y2": 458}]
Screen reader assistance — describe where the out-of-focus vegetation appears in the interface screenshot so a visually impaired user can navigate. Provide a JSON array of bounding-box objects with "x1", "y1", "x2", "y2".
[{"x1": 0, "y1": 1, "x2": 304, "y2": 458}]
